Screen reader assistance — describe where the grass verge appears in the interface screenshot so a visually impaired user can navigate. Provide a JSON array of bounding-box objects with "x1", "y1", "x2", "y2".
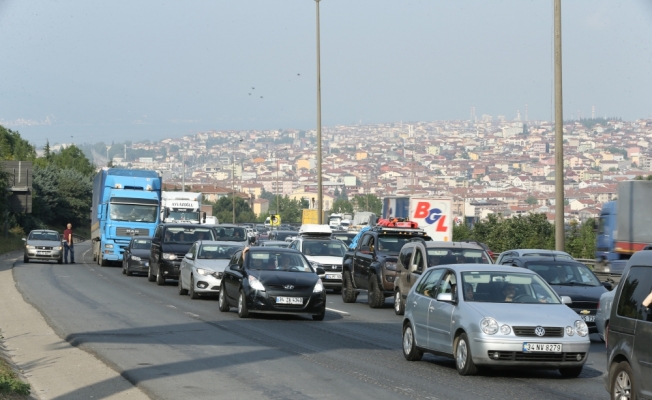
[
  {"x1": 0, "y1": 234, "x2": 23, "y2": 256},
  {"x1": 0, "y1": 354, "x2": 30, "y2": 398}
]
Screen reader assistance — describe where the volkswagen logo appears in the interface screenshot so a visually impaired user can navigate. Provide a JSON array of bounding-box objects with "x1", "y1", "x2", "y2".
[
  {"x1": 284, "y1": 285, "x2": 294, "y2": 290},
  {"x1": 534, "y1": 326, "x2": 546, "y2": 337}
]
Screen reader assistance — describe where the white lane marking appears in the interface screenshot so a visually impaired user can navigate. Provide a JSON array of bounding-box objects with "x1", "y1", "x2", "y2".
[
  {"x1": 184, "y1": 312, "x2": 200, "y2": 318},
  {"x1": 326, "y1": 307, "x2": 350, "y2": 316}
]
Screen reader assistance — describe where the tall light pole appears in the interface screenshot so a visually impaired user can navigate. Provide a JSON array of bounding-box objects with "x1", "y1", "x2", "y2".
[
  {"x1": 232, "y1": 138, "x2": 242, "y2": 224},
  {"x1": 554, "y1": 0, "x2": 565, "y2": 251},
  {"x1": 275, "y1": 147, "x2": 288, "y2": 228},
  {"x1": 315, "y1": 0, "x2": 323, "y2": 224}
]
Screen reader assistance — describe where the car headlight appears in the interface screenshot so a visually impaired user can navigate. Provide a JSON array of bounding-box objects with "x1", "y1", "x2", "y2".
[
  {"x1": 385, "y1": 261, "x2": 397, "y2": 271},
  {"x1": 196, "y1": 268, "x2": 214, "y2": 276},
  {"x1": 213, "y1": 271, "x2": 223, "y2": 279},
  {"x1": 313, "y1": 279, "x2": 324, "y2": 293},
  {"x1": 500, "y1": 324, "x2": 511, "y2": 335},
  {"x1": 57, "y1": 246, "x2": 63, "y2": 251},
  {"x1": 131, "y1": 256, "x2": 141, "y2": 261},
  {"x1": 565, "y1": 326, "x2": 575, "y2": 336},
  {"x1": 105, "y1": 244, "x2": 114, "y2": 249},
  {"x1": 26, "y1": 245, "x2": 35, "y2": 250},
  {"x1": 248, "y1": 275, "x2": 266, "y2": 291},
  {"x1": 162, "y1": 253, "x2": 176, "y2": 260},
  {"x1": 480, "y1": 317, "x2": 499, "y2": 335},
  {"x1": 574, "y1": 320, "x2": 589, "y2": 337}
]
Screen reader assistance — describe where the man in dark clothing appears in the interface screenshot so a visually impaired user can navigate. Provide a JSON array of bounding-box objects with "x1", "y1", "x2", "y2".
[{"x1": 63, "y1": 223, "x2": 75, "y2": 264}]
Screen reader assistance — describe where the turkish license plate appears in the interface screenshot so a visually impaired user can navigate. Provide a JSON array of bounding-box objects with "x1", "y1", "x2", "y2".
[
  {"x1": 581, "y1": 315, "x2": 595, "y2": 322},
  {"x1": 276, "y1": 297, "x2": 303, "y2": 305},
  {"x1": 523, "y1": 343, "x2": 562, "y2": 353},
  {"x1": 325, "y1": 274, "x2": 341, "y2": 280},
  {"x1": 37, "y1": 251, "x2": 49, "y2": 255}
]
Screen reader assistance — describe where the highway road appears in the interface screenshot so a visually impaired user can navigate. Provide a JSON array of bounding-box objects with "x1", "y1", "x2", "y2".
[{"x1": 13, "y1": 241, "x2": 610, "y2": 400}]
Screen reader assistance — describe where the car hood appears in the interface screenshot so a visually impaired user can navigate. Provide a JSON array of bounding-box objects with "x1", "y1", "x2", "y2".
[
  {"x1": 549, "y1": 284, "x2": 607, "y2": 303},
  {"x1": 26, "y1": 240, "x2": 62, "y2": 247},
  {"x1": 130, "y1": 249, "x2": 151, "y2": 258},
  {"x1": 465, "y1": 302, "x2": 581, "y2": 326},
  {"x1": 304, "y1": 255, "x2": 343, "y2": 265},
  {"x1": 251, "y1": 270, "x2": 319, "y2": 287},
  {"x1": 193, "y1": 259, "x2": 230, "y2": 272},
  {"x1": 161, "y1": 243, "x2": 194, "y2": 254}
]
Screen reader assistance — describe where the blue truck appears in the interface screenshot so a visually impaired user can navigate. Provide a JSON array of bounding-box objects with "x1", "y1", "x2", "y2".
[{"x1": 91, "y1": 168, "x2": 162, "y2": 266}]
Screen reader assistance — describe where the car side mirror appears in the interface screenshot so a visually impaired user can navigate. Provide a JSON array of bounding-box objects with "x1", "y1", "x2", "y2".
[
  {"x1": 185, "y1": 253, "x2": 193, "y2": 260},
  {"x1": 410, "y1": 263, "x2": 420, "y2": 273},
  {"x1": 561, "y1": 296, "x2": 572, "y2": 305},
  {"x1": 22, "y1": 238, "x2": 26, "y2": 242},
  {"x1": 436, "y1": 293, "x2": 454, "y2": 303},
  {"x1": 602, "y1": 281, "x2": 613, "y2": 291},
  {"x1": 315, "y1": 266, "x2": 325, "y2": 275},
  {"x1": 359, "y1": 246, "x2": 370, "y2": 254},
  {"x1": 229, "y1": 264, "x2": 241, "y2": 271}
]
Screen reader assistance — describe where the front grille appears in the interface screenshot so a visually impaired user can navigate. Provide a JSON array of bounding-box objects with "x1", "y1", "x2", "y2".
[
  {"x1": 116, "y1": 227, "x2": 150, "y2": 237},
  {"x1": 488, "y1": 351, "x2": 586, "y2": 362},
  {"x1": 513, "y1": 326, "x2": 564, "y2": 337},
  {"x1": 267, "y1": 285, "x2": 311, "y2": 290},
  {"x1": 322, "y1": 265, "x2": 342, "y2": 272},
  {"x1": 570, "y1": 301, "x2": 598, "y2": 310},
  {"x1": 36, "y1": 246, "x2": 54, "y2": 250}
]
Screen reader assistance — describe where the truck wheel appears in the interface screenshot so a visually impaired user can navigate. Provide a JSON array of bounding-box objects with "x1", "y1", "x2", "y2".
[
  {"x1": 394, "y1": 290, "x2": 405, "y2": 315},
  {"x1": 100, "y1": 253, "x2": 110, "y2": 267},
  {"x1": 341, "y1": 271, "x2": 358, "y2": 303},
  {"x1": 368, "y1": 275, "x2": 385, "y2": 308}
]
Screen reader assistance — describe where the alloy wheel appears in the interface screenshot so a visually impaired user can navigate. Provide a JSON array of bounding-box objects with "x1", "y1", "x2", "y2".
[
  {"x1": 614, "y1": 370, "x2": 632, "y2": 400},
  {"x1": 403, "y1": 326, "x2": 413, "y2": 355},
  {"x1": 395, "y1": 292, "x2": 401, "y2": 312},
  {"x1": 457, "y1": 339, "x2": 468, "y2": 370}
]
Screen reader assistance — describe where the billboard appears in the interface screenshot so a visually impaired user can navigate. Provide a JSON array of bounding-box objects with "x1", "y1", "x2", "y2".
[{"x1": 409, "y1": 197, "x2": 452, "y2": 242}]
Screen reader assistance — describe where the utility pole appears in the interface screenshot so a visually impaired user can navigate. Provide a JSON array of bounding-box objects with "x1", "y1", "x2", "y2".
[
  {"x1": 182, "y1": 153, "x2": 185, "y2": 192},
  {"x1": 554, "y1": 0, "x2": 565, "y2": 251},
  {"x1": 315, "y1": 0, "x2": 323, "y2": 224},
  {"x1": 232, "y1": 138, "x2": 242, "y2": 224}
]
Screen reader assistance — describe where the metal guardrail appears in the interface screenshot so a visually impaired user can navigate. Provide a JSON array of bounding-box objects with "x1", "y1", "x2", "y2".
[{"x1": 72, "y1": 234, "x2": 87, "y2": 244}]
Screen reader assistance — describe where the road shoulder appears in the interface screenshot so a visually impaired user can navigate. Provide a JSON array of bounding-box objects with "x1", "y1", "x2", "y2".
[{"x1": 0, "y1": 251, "x2": 150, "y2": 400}]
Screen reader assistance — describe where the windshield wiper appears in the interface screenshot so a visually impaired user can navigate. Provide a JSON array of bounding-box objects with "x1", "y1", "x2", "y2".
[{"x1": 552, "y1": 281, "x2": 596, "y2": 287}]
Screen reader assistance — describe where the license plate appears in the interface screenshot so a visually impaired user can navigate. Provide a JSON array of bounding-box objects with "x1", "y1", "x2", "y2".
[
  {"x1": 523, "y1": 343, "x2": 562, "y2": 353},
  {"x1": 37, "y1": 251, "x2": 49, "y2": 255},
  {"x1": 276, "y1": 297, "x2": 303, "y2": 305},
  {"x1": 581, "y1": 315, "x2": 595, "y2": 322},
  {"x1": 325, "y1": 274, "x2": 341, "y2": 280}
]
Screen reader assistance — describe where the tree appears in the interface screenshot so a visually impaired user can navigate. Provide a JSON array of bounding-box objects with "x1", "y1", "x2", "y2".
[
  {"x1": 351, "y1": 194, "x2": 382, "y2": 214},
  {"x1": 50, "y1": 145, "x2": 96, "y2": 176},
  {"x1": 525, "y1": 196, "x2": 538, "y2": 205},
  {"x1": 331, "y1": 198, "x2": 353, "y2": 214},
  {"x1": 0, "y1": 125, "x2": 36, "y2": 161},
  {"x1": 212, "y1": 196, "x2": 256, "y2": 223}
]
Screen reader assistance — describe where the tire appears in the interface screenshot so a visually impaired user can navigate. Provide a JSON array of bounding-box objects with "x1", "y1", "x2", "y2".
[
  {"x1": 23, "y1": 255, "x2": 29, "y2": 264},
  {"x1": 341, "y1": 271, "x2": 358, "y2": 303},
  {"x1": 455, "y1": 333, "x2": 478, "y2": 376},
  {"x1": 218, "y1": 284, "x2": 230, "y2": 312},
  {"x1": 122, "y1": 261, "x2": 126, "y2": 274},
  {"x1": 57, "y1": 257, "x2": 62, "y2": 265},
  {"x1": 402, "y1": 324, "x2": 423, "y2": 361},
  {"x1": 178, "y1": 274, "x2": 188, "y2": 295},
  {"x1": 189, "y1": 275, "x2": 199, "y2": 299},
  {"x1": 394, "y1": 290, "x2": 405, "y2": 315},
  {"x1": 156, "y1": 269, "x2": 166, "y2": 286},
  {"x1": 237, "y1": 290, "x2": 249, "y2": 318},
  {"x1": 126, "y1": 265, "x2": 133, "y2": 276},
  {"x1": 559, "y1": 366, "x2": 583, "y2": 378},
  {"x1": 312, "y1": 307, "x2": 326, "y2": 321},
  {"x1": 610, "y1": 361, "x2": 635, "y2": 400},
  {"x1": 147, "y1": 265, "x2": 156, "y2": 282},
  {"x1": 368, "y1": 275, "x2": 385, "y2": 308},
  {"x1": 100, "y1": 253, "x2": 110, "y2": 267}
]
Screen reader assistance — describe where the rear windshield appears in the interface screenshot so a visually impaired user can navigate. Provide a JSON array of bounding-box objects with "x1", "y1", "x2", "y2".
[
  {"x1": 427, "y1": 248, "x2": 492, "y2": 265},
  {"x1": 164, "y1": 227, "x2": 215, "y2": 243}
]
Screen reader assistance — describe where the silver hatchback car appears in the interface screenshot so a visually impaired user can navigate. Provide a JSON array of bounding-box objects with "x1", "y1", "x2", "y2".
[
  {"x1": 402, "y1": 264, "x2": 591, "y2": 377},
  {"x1": 23, "y1": 230, "x2": 63, "y2": 264}
]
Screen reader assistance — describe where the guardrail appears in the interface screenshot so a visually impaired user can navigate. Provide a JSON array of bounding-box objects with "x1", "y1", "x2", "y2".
[{"x1": 72, "y1": 234, "x2": 87, "y2": 244}]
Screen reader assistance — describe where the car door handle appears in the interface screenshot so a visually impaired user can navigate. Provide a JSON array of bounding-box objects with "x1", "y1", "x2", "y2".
[
  {"x1": 413, "y1": 301, "x2": 418, "y2": 307},
  {"x1": 428, "y1": 306, "x2": 435, "y2": 312}
]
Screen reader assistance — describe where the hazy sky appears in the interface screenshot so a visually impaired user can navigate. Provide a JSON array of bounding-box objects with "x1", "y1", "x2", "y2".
[{"x1": 1, "y1": 0, "x2": 651, "y2": 147}]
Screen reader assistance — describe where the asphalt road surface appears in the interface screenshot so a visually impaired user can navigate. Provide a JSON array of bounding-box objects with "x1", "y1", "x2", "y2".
[{"x1": 14, "y1": 242, "x2": 610, "y2": 400}]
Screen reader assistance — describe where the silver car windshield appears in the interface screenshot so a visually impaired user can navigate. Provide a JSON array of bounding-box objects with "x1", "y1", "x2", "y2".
[
  {"x1": 461, "y1": 271, "x2": 560, "y2": 304},
  {"x1": 198, "y1": 244, "x2": 242, "y2": 259},
  {"x1": 29, "y1": 231, "x2": 59, "y2": 241}
]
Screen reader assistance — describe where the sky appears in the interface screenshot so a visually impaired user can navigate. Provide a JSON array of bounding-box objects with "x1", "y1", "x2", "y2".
[{"x1": 1, "y1": 0, "x2": 651, "y2": 147}]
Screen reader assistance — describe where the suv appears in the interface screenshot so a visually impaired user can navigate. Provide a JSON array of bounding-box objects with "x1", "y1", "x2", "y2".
[
  {"x1": 289, "y1": 225, "x2": 347, "y2": 293},
  {"x1": 341, "y1": 225, "x2": 431, "y2": 308},
  {"x1": 495, "y1": 249, "x2": 573, "y2": 264},
  {"x1": 393, "y1": 241, "x2": 492, "y2": 315},
  {"x1": 268, "y1": 230, "x2": 297, "y2": 242},
  {"x1": 606, "y1": 250, "x2": 652, "y2": 399},
  {"x1": 149, "y1": 224, "x2": 218, "y2": 285}
]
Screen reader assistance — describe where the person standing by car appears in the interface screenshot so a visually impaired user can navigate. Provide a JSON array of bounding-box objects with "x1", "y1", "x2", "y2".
[{"x1": 63, "y1": 223, "x2": 75, "y2": 264}]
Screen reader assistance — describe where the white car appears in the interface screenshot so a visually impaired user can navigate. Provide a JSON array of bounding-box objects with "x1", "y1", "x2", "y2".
[{"x1": 178, "y1": 241, "x2": 245, "y2": 299}]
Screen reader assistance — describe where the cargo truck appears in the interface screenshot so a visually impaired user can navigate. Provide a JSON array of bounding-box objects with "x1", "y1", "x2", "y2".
[
  {"x1": 91, "y1": 168, "x2": 162, "y2": 266},
  {"x1": 160, "y1": 191, "x2": 204, "y2": 224},
  {"x1": 595, "y1": 180, "x2": 652, "y2": 281},
  {"x1": 382, "y1": 196, "x2": 453, "y2": 242}
]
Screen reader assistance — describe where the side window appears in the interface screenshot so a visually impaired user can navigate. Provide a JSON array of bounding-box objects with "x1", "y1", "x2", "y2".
[
  {"x1": 436, "y1": 271, "x2": 458, "y2": 298},
  {"x1": 399, "y1": 246, "x2": 413, "y2": 269},
  {"x1": 360, "y1": 234, "x2": 372, "y2": 248},
  {"x1": 617, "y1": 266, "x2": 652, "y2": 321},
  {"x1": 289, "y1": 241, "x2": 298, "y2": 250},
  {"x1": 416, "y1": 268, "x2": 446, "y2": 298},
  {"x1": 414, "y1": 249, "x2": 425, "y2": 272},
  {"x1": 154, "y1": 226, "x2": 162, "y2": 239},
  {"x1": 230, "y1": 251, "x2": 243, "y2": 267}
]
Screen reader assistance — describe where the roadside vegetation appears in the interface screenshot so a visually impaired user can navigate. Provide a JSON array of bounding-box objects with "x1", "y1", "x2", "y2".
[
  {"x1": 0, "y1": 343, "x2": 30, "y2": 398},
  {"x1": 0, "y1": 232, "x2": 24, "y2": 255}
]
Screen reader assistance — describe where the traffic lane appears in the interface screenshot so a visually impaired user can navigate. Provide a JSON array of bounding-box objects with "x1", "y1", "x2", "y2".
[
  {"x1": 16, "y1": 245, "x2": 609, "y2": 400},
  {"x1": 14, "y1": 244, "x2": 404, "y2": 400}
]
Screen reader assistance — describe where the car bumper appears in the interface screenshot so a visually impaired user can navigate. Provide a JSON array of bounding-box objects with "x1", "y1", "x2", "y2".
[
  {"x1": 126, "y1": 259, "x2": 150, "y2": 273},
  {"x1": 25, "y1": 250, "x2": 62, "y2": 261},
  {"x1": 246, "y1": 290, "x2": 326, "y2": 315},
  {"x1": 470, "y1": 335, "x2": 590, "y2": 368},
  {"x1": 159, "y1": 260, "x2": 181, "y2": 278},
  {"x1": 193, "y1": 275, "x2": 222, "y2": 294},
  {"x1": 320, "y1": 272, "x2": 342, "y2": 288}
]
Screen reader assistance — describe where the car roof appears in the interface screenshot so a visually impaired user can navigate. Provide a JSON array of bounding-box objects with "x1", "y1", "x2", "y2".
[
  {"x1": 507, "y1": 256, "x2": 585, "y2": 265},
  {"x1": 213, "y1": 224, "x2": 241, "y2": 228},
  {"x1": 30, "y1": 230, "x2": 59, "y2": 234},
  {"x1": 423, "y1": 241, "x2": 484, "y2": 250},
  {"x1": 197, "y1": 240, "x2": 245, "y2": 246},
  {"x1": 625, "y1": 250, "x2": 652, "y2": 267},
  {"x1": 502, "y1": 249, "x2": 571, "y2": 256},
  {"x1": 248, "y1": 247, "x2": 300, "y2": 254},
  {"x1": 272, "y1": 230, "x2": 297, "y2": 234},
  {"x1": 261, "y1": 240, "x2": 289, "y2": 245},
  {"x1": 427, "y1": 263, "x2": 538, "y2": 274}
]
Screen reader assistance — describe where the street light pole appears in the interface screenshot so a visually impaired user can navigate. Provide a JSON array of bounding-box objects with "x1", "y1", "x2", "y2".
[
  {"x1": 554, "y1": 0, "x2": 565, "y2": 251},
  {"x1": 315, "y1": 0, "x2": 323, "y2": 225},
  {"x1": 232, "y1": 138, "x2": 242, "y2": 224}
]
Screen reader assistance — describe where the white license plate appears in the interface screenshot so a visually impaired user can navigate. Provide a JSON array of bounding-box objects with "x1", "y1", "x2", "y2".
[
  {"x1": 325, "y1": 274, "x2": 341, "y2": 280},
  {"x1": 523, "y1": 343, "x2": 562, "y2": 353},
  {"x1": 276, "y1": 297, "x2": 303, "y2": 305},
  {"x1": 581, "y1": 315, "x2": 595, "y2": 322},
  {"x1": 37, "y1": 251, "x2": 49, "y2": 255}
]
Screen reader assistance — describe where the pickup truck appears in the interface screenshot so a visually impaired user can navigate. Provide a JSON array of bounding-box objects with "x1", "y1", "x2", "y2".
[{"x1": 341, "y1": 225, "x2": 431, "y2": 308}]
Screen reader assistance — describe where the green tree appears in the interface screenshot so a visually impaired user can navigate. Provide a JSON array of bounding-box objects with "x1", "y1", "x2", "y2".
[
  {"x1": 0, "y1": 125, "x2": 36, "y2": 161},
  {"x1": 212, "y1": 196, "x2": 256, "y2": 223},
  {"x1": 49, "y1": 145, "x2": 96, "y2": 176},
  {"x1": 331, "y1": 198, "x2": 353, "y2": 214},
  {"x1": 351, "y1": 194, "x2": 382, "y2": 214},
  {"x1": 525, "y1": 196, "x2": 538, "y2": 205}
]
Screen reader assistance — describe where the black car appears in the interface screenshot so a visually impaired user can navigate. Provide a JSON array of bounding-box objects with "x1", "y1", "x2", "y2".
[
  {"x1": 150, "y1": 224, "x2": 218, "y2": 285},
  {"x1": 122, "y1": 237, "x2": 152, "y2": 276},
  {"x1": 268, "y1": 230, "x2": 296, "y2": 242},
  {"x1": 218, "y1": 247, "x2": 327, "y2": 320},
  {"x1": 500, "y1": 256, "x2": 610, "y2": 333},
  {"x1": 330, "y1": 231, "x2": 357, "y2": 247}
]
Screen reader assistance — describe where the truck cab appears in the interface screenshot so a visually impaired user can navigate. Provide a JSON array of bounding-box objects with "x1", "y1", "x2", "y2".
[{"x1": 160, "y1": 191, "x2": 204, "y2": 224}]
